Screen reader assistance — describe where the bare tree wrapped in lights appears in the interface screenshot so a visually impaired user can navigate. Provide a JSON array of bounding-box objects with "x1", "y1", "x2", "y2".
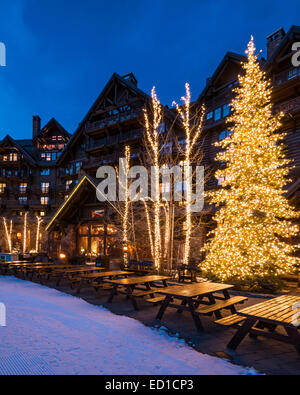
[
  {"x1": 173, "y1": 84, "x2": 205, "y2": 267},
  {"x1": 202, "y1": 37, "x2": 300, "y2": 289}
]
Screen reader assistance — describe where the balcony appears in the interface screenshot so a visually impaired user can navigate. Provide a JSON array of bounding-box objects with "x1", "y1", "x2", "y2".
[
  {"x1": 86, "y1": 110, "x2": 142, "y2": 133},
  {"x1": 83, "y1": 154, "x2": 118, "y2": 170},
  {"x1": 275, "y1": 97, "x2": 300, "y2": 115},
  {"x1": 273, "y1": 67, "x2": 300, "y2": 87}
]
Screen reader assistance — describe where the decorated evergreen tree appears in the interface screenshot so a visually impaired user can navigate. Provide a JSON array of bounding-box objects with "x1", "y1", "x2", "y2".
[{"x1": 202, "y1": 37, "x2": 299, "y2": 289}]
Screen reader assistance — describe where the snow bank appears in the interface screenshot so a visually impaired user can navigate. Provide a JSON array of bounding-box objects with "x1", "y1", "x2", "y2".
[{"x1": 0, "y1": 276, "x2": 257, "y2": 375}]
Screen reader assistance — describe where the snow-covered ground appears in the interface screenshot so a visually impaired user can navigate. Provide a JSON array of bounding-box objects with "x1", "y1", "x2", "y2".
[{"x1": 0, "y1": 276, "x2": 257, "y2": 375}]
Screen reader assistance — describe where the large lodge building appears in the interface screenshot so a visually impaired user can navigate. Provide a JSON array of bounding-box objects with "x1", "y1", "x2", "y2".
[{"x1": 1, "y1": 26, "x2": 300, "y2": 261}]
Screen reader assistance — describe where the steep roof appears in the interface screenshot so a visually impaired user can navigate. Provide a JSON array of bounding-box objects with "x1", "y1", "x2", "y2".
[
  {"x1": 198, "y1": 52, "x2": 246, "y2": 100},
  {"x1": 57, "y1": 72, "x2": 150, "y2": 165},
  {"x1": 46, "y1": 174, "x2": 98, "y2": 231},
  {"x1": 0, "y1": 134, "x2": 37, "y2": 165},
  {"x1": 265, "y1": 25, "x2": 300, "y2": 66},
  {"x1": 35, "y1": 117, "x2": 71, "y2": 141}
]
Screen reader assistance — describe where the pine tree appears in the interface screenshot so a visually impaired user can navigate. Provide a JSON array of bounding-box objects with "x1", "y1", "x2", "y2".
[{"x1": 202, "y1": 37, "x2": 299, "y2": 288}]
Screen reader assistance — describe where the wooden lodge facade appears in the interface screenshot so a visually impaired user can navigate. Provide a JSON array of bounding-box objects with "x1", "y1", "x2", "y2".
[{"x1": 1, "y1": 26, "x2": 300, "y2": 260}]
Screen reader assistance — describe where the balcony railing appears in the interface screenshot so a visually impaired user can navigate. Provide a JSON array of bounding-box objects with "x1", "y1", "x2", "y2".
[
  {"x1": 86, "y1": 110, "x2": 142, "y2": 133},
  {"x1": 274, "y1": 67, "x2": 300, "y2": 87},
  {"x1": 275, "y1": 96, "x2": 300, "y2": 114}
]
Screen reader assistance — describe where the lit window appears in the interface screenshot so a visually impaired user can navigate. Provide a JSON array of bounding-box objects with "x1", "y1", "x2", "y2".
[
  {"x1": 41, "y1": 153, "x2": 52, "y2": 161},
  {"x1": 217, "y1": 175, "x2": 231, "y2": 186},
  {"x1": 66, "y1": 180, "x2": 73, "y2": 191},
  {"x1": 91, "y1": 210, "x2": 104, "y2": 218},
  {"x1": 176, "y1": 182, "x2": 187, "y2": 192},
  {"x1": 219, "y1": 130, "x2": 233, "y2": 141},
  {"x1": 288, "y1": 67, "x2": 300, "y2": 80},
  {"x1": 41, "y1": 169, "x2": 50, "y2": 176},
  {"x1": 222, "y1": 104, "x2": 231, "y2": 118},
  {"x1": 75, "y1": 161, "x2": 83, "y2": 173},
  {"x1": 206, "y1": 111, "x2": 213, "y2": 120},
  {"x1": 0, "y1": 183, "x2": 6, "y2": 193},
  {"x1": 40, "y1": 211, "x2": 46, "y2": 217},
  {"x1": 161, "y1": 183, "x2": 171, "y2": 194},
  {"x1": 161, "y1": 142, "x2": 172, "y2": 154},
  {"x1": 214, "y1": 108, "x2": 222, "y2": 121},
  {"x1": 19, "y1": 183, "x2": 27, "y2": 193},
  {"x1": 159, "y1": 122, "x2": 166, "y2": 134},
  {"x1": 9, "y1": 153, "x2": 18, "y2": 161},
  {"x1": 41, "y1": 182, "x2": 50, "y2": 194},
  {"x1": 19, "y1": 196, "x2": 28, "y2": 205},
  {"x1": 41, "y1": 197, "x2": 49, "y2": 205}
]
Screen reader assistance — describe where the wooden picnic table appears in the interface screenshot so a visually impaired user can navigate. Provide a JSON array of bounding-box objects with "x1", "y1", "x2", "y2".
[
  {"x1": 52, "y1": 267, "x2": 105, "y2": 286},
  {"x1": 155, "y1": 282, "x2": 247, "y2": 332},
  {"x1": 75, "y1": 271, "x2": 134, "y2": 294},
  {"x1": 106, "y1": 275, "x2": 170, "y2": 310},
  {"x1": 226, "y1": 295, "x2": 300, "y2": 354},
  {"x1": 24, "y1": 265, "x2": 76, "y2": 281}
]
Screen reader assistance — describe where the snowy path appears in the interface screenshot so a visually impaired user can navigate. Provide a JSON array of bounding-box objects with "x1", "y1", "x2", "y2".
[{"x1": 0, "y1": 277, "x2": 257, "y2": 375}]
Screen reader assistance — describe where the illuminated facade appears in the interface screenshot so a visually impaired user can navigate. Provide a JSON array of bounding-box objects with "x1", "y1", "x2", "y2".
[{"x1": 1, "y1": 26, "x2": 300, "y2": 259}]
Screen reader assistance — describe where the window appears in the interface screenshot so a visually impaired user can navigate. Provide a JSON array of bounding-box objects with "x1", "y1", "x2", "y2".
[
  {"x1": 66, "y1": 180, "x2": 73, "y2": 191},
  {"x1": 176, "y1": 182, "x2": 187, "y2": 193},
  {"x1": 214, "y1": 107, "x2": 222, "y2": 121},
  {"x1": 159, "y1": 122, "x2": 166, "y2": 134},
  {"x1": 19, "y1": 183, "x2": 27, "y2": 193},
  {"x1": 219, "y1": 130, "x2": 233, "y2": 141},
  {"x1": 41, "y1": 197, "x2": 49, "y2": 205},
  {"x1": 217, "y1": 175, "x2": 231, "y2": 186},
  {"x1": 41, "y1": 169, "x2": 50, "y2": 176},
  {"x1": 161, "y1": 142, "x2": 172, "y2": 154},
  {"x1": 40, "y1": 211, "x2": 46, "y2": 217},
  {"x1": 161, "y1": 183, "x2": 171, "y2": 194},
  {"x1": 41, "y1": 182, "x2": 50, "y2": 194},
  {"x1": 41, "y1": 153, "x2": 52, "y2": 161},
  {"x1": 9, "y1": 153, "x2": 18, "y2": 161},
  {"x1": 288, "y1": 67, "x2": 300, "y2": 80},
  {"x1": 178, "y1": 139, "x2": 187, "y2": 149},
  {"x1": 206, "y1": 111, "x2": 213, "y2": 120},
  {"x1": 19, "y1": 196, "x2": 28, "y2": 205},
  {"x1": 91, "y1": 210, "x2": 104, "y2": 218},
  {"x1": 75, "y1": 161, "x2": 83, "y2": 173},
  {"x1": 0, "y1": 183, "x2": 6, "y2": 193},
  {"x1": 223, "y1": 104, "x2": 231, "y2": 118}
]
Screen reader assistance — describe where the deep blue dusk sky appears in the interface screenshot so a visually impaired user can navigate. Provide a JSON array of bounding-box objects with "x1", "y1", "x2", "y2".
[{"x1": 0, "y1": 0, "x2": 299, "y2": 140}]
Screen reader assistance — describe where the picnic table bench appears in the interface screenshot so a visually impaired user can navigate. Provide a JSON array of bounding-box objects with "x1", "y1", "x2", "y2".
[
  {"x1": 155, "y1": 282, "x2": 247, "y2": 332},
  {"x1": 52, "y1": 267, "x2": 105, "y2": 286},
  {"x1": 224, "y1": 295, "x2": 300, "y2": 354},
  {"x1": 74, "y1": 271, "x2": 134, "y2": 294},
  {"x1": 106, "y1": 275, "x2": 171, "y2": 310}
]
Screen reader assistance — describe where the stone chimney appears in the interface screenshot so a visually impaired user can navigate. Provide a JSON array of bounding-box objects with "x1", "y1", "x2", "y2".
[
  {"x1": 267, "y1": 28, "x2": 286, "y2": 60},
  {"x1": 32, "y1": 115, "x2": 41, "y2": 138}
]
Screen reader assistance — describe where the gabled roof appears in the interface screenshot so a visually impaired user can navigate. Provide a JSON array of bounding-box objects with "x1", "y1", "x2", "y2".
[
  {"x1": 198, "y1": 52, "x2": 246, "y2": 100},
  {"x1": 57, "y1": 72, "x2": 150, "y2": 165},
  {"x1": 46, "y1": 175, "x2": 98, "y2": 231},
  {"x1": 35, "y1": 117, "x2": 71, "y2": 141},
  {"x1": 266, "y1": 25, "x2": 300, "y2": 66},
  {"x1": 0, "y1": 134, "x2": 37, "y2": 165}
]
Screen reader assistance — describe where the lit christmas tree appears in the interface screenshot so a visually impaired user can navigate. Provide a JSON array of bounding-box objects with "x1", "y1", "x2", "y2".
[{"x1": 202, "y1": 37, "x2": 300, "y2": 288}]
